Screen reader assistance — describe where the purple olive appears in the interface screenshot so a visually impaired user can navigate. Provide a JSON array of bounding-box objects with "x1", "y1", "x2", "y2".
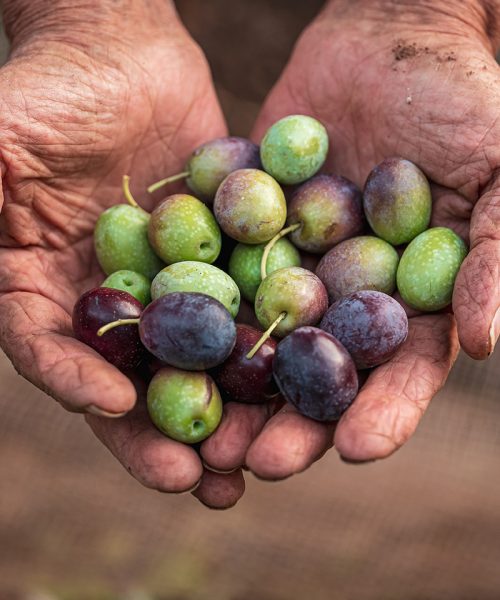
[
  {"x1": 187, "y1": 137, "x2": 261, "y2": 202},
  {"x1": 316, "y1": 236, "x2": 399, "y2": 303},
  {"x1": 363, "y1": 157, "x2": 431, "y2": 245},
  {"x1": 287, "y1": 174, "x2": 364, "y2": 253},
  {"x1": 212, "y1": 324, "x2": 278, "y2": 403},
  {"x1": 139, "y1": 292, "x2": 236, "y2": 370},
  {"x1": 320, "y1": 290, "x2": 408, "y2": 368},
  {"x1": 72, "y1": 288, "x2": 144, "y2": 370},
  {"x1": 273, "y1": 326, "x2": 358, "y2": 421}
]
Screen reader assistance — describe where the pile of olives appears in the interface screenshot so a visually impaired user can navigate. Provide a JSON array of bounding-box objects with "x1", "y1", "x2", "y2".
[{"x1": 72, "y1": 115, "x2": 467, "y2": 445}]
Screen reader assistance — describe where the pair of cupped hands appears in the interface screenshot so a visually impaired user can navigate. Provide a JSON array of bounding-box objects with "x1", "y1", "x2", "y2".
[{"x1": 1, "y1": 0, "x2": 499, "y2": 508}]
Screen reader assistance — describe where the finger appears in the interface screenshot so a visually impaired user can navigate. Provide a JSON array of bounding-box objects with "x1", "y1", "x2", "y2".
[
  {"x1": 453, "y1": 174, "x2": 500, "y2": 358},
  {"x1": 0, "y1": 291, "x2": 137, "y2": 415},
  {"x1": 200, "y1": 402, "x2": 272, "y2": 473},
  {"x1": 86, "y1": 402, "x2": 203, "y2": 493},
  {"x1": 245, "y1": 403, "x2": 335, "y2": 481},
  {"x1": 192, "y1": 468, "x2": 246, "y2": 510},
  {"x1": 335, "y1": 314, "x2": 459, "y2": 462}
]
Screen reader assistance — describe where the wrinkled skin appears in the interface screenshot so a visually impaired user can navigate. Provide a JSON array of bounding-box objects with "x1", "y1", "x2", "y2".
[
  {"x1": 202, "y1": 0, "x2": 500, "y2": 477},
  {"x1": 0, "y1": 1, "x2": 249, "y2": 508},
  {"x1": 3, "y1": 0, "x2": 500, "y2": 508}
]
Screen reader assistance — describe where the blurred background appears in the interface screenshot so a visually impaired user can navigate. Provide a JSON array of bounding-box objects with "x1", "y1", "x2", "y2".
[{"x1": 1, "y1": 1, "x2": 500, "y2": 599}]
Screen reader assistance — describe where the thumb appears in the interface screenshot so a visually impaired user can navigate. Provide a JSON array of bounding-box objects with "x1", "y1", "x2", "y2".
[{"x1": 453, "y1": 173, "x2": 500, "y2": 359}]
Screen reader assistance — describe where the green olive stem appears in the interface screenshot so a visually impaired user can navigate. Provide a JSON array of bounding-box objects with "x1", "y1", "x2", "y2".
[
  {"x1": 260, "y1": 223, "x2": 301, "y2": 280},
  {"x1": 123, "y1": 175, "x2": 149, "y2": 214},
  {"x1": 123, "y1": 175, "x2": 140, "y2": 208},
  {"x1": 246, "y1": 311, "x2": 287, "y2": 360},
  {"x1": 147, "y1": 171, "x2": 190, "y2": 194},
  {"x1": 97, "y1": 318, "x2": 140, "y2": 337}
]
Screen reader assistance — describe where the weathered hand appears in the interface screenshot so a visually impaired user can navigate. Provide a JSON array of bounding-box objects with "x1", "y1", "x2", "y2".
[
  {"x1": 0, "y1": 0, "x2": 244, "y2": 507},
  {"x1": 202, "y1": 0, "x2": 500, "y2": 477}
]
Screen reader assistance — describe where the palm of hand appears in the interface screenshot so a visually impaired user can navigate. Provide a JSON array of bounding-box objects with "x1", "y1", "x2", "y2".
[
  {"x1": 0, "y1": 32, "x2": 232, "y2": 497},
  {"x1": 226, "y1": 18, "x2": 500, "y2": 474}
]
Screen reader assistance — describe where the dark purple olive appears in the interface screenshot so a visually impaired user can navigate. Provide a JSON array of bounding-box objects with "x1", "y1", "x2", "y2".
[
  {"x1": 139, "y1": 292, "x2": 236, "y2": 370},
  {"x1": 72, "y1": 287, "x2": 144, "y2": 370},
  {"x1": 320, "y1": 290, "x2": 408, "y2": 369},
  {"x1": 273, "y1": 326, "x2": 358, "y2": 421},
  {"x1": 212, "y1": 324, "x2": 278, "y2": 404}
]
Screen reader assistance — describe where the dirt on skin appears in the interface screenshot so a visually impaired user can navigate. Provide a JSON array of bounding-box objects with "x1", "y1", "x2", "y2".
[{"x1": 392, "y1": 39, "x2": 457, "y2": 63}]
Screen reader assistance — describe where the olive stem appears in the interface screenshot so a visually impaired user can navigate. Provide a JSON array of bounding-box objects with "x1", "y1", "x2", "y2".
[
  {"x1": 147, "y1": 171, "x2": 190, "y2": 194},
  {"x1": 260, "y1": 223, "x2": 301, "y2": 280},
  {"x1": 246, "y1": 311, "x2": 287, "y2": 360},
  {"x1": 123, "y1": 175, "x2": 141, "y2": 209},
  {"x1": 97, "y1": 318, "x2": 140, "y2": 337},
  {"x1": 123, "y1": 175, "x2": 150, "y2": 214}
]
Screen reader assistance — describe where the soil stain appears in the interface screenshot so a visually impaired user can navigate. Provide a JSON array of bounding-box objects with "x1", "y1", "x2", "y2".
[{"x1": 392, "y1": 39, "x2": 457, "y2": 63}]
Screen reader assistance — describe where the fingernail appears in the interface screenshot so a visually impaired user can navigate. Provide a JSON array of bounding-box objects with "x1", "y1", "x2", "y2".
[
  {"x1": 169, "y1": 479, "x2": 202, "y2": 495},
  {"x1": 488, "y1": 306, "x2": 500, "y2": 354},
  {"x1": 202, "y1": 460, "x2": 240, "y2": 474},
  {"x1": 251, "y1": 471, "x2": 291, "y2": 482},
  {"x1": 340, "y1": 455, "x2": 377, "y2": 465},
  {"x1": 86, "y1": 404, "x2": 129, "y2": 418}
]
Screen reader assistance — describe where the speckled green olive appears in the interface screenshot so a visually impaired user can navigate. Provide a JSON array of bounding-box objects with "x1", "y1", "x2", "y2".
[
  {"x1": 147, "y1": 367, "x2": 223, "y2": 444},
  {"x1": 213, "y1": 169, "x2": 286, "y2": 243},
  {"x1": 94, "y1": 205, "x2": 164, "y2": 279},
  {"x1": 316, "y1": 236, "x2": 400, "y2": 303},
  {"x1": 151, "y1": 261, "x2": 240, "y2": 318},
  {"x1": 255, "y1": 266, "x2": 328, "y2": 337},
  {"x1": 228, "y1": 239, "x2": 301, "y2": 302},
  {"x1": 363, "y1": 157, "x2": 432, "y2": 245},
  {"x1": 397, "y1": 227, "x2": 467, "y2": 311},
  {"x1": 260, "y1": 115, "x2": 329, "y2": 185},
  {"x1": 148, "y1": 194, "x2": 221, "y2": 265},
  {"x1": 101, "y1": 270, "x2": 151, "y2": 306}
]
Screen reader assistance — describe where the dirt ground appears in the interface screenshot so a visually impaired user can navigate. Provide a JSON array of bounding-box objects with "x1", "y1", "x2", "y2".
[
  {"x1": 2, "y1": 341, "x2": 500, "y2": 600},
  {"x1": 1, "y1": 2, "x2": 500, "y2": 599}
]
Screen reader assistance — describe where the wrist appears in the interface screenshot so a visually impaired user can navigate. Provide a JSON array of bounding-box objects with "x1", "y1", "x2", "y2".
[
  {"x1": 2, "y1": 0, "x2": 180, "y2": 51},
  {"x1": 322, "y1": 0, "x2": 500, "y2": 42}
]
